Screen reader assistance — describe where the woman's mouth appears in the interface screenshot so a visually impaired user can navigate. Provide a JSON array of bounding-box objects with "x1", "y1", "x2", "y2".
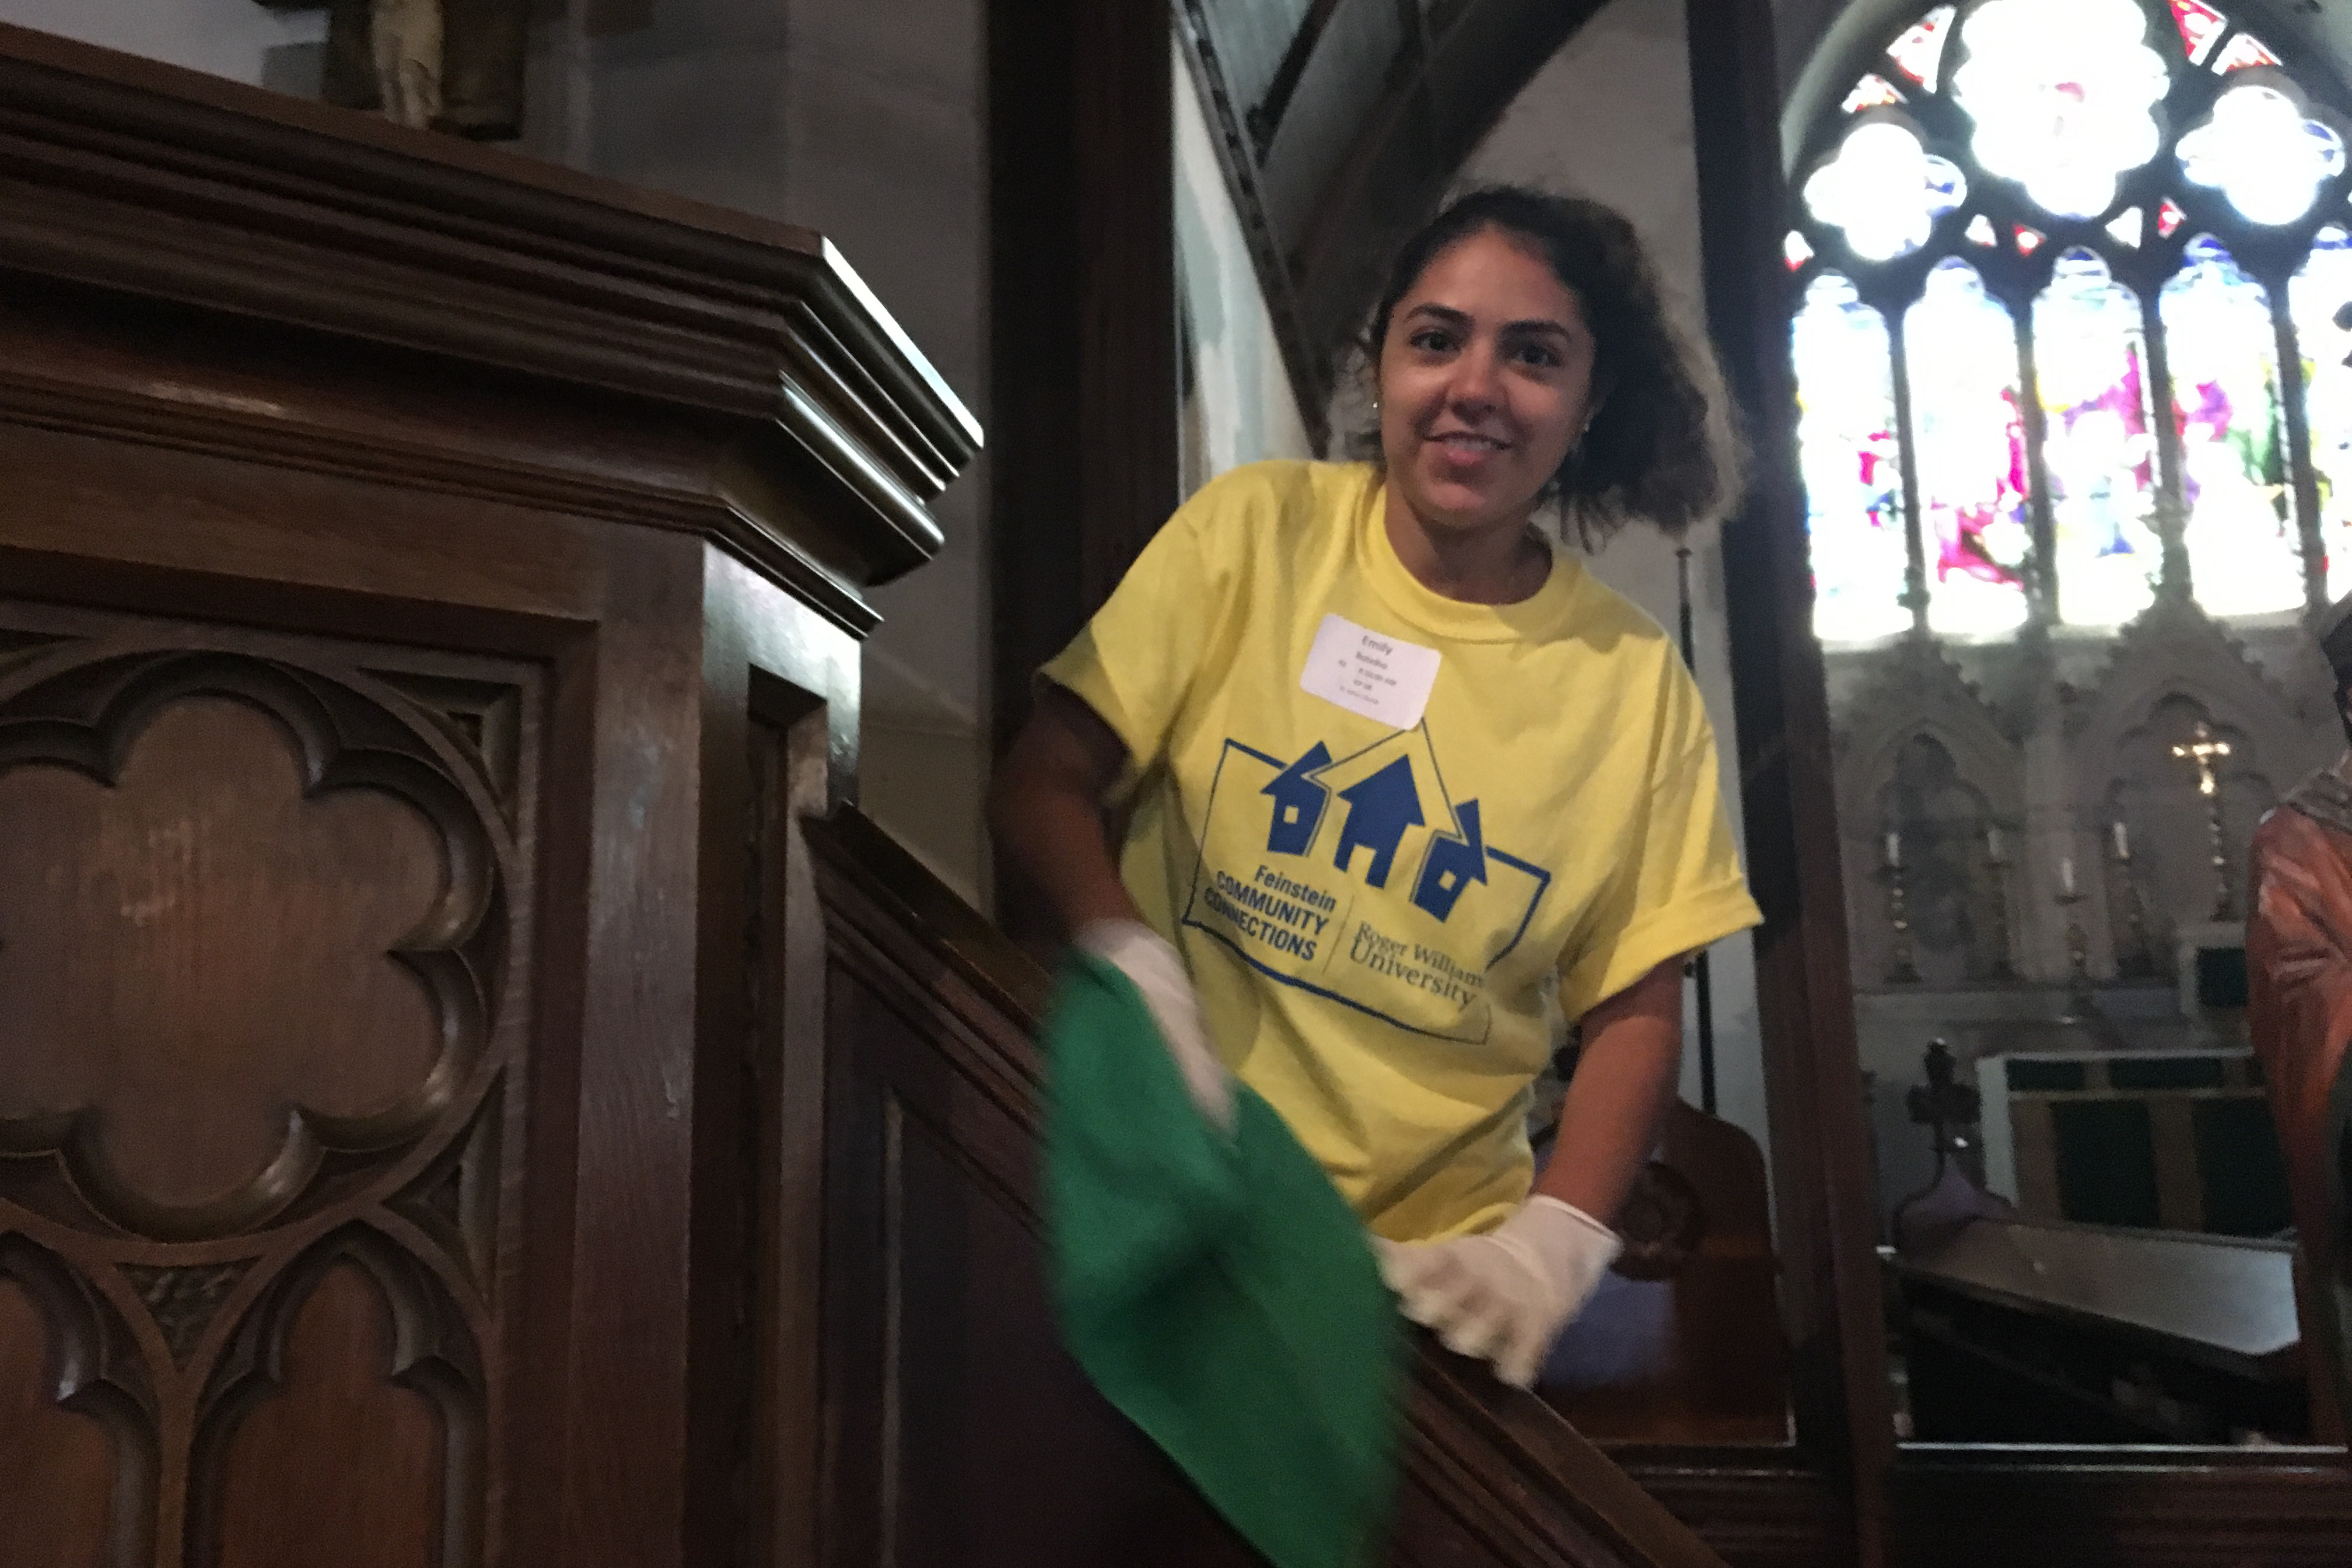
[{"x1": 1430, "y1": 431, "x2": 1508, "y2": 460}]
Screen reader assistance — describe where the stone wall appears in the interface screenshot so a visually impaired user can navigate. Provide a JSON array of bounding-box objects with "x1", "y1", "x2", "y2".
[{"x1": 0, "y1": 0, "x2": 324, "y2": 88}]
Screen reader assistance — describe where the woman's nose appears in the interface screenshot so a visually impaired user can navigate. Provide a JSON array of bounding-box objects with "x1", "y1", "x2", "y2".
[{"x1": 1447, "y1": 343, "x2": 1503, "y2": 409}]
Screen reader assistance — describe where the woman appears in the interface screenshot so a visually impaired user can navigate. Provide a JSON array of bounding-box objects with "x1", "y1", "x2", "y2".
[{"x1": 991, "y1": 187, "x2": 1759, "y2": 1390}]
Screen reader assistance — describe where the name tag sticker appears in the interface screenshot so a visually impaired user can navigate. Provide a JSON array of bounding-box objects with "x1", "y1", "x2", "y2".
[{"x1": 1299, "y1": 614, "x2": 1441, "y2": 730}]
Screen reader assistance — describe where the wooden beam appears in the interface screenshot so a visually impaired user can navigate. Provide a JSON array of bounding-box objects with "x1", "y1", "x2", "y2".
[
  {"x1": 987, "y1": 0, "x2": 1181, "y2": 937},
  {"x1": 1685, "y1": 1, "x2": 1895, "y2": 1564}
]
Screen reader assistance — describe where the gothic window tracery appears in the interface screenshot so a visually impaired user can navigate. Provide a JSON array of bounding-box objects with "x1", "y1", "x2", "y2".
[{"x1": 1789, "y1": 0, "x2": 2352, "y2": 645}]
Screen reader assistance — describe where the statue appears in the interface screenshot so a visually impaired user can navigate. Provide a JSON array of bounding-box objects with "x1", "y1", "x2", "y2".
[
  {"x1": 2244, "y1": 591, "x2": 2352, "y2": 1438},
  {"x1": 321, "y1": 0, "x2": 528, "y2": 139},
  {"x1": 368, "y1": 0, "x2": 442, "y2": 131}
]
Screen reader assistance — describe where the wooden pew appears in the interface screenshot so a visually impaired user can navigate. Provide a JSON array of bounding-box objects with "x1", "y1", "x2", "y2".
[
  {"x1": 808, "y1": 808, "x2": 1732, "y2": 1567},
  {"x1": 1891, "y1": 1218, "x2": 2308, "y2": 1444}
]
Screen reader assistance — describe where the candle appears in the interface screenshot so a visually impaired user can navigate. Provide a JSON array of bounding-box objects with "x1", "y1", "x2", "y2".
[
  {"x1": 2060, "y1": 855, "x2": 2076, "y2": 895},
  {"x1": 2112, "y1": 820, "x2": 2129, "y2": 860},
  {"x1": 1885, "y1": 830, "x2": 1902, "y2": 869},
  {"x1": 1987, "y1": 825, "x2": 2004, "y2": 862}
]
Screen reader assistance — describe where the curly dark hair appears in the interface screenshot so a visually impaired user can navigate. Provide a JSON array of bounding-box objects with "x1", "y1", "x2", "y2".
[{"x1": 1359, "y1": 186, "x2": 1744, "y2": 547}]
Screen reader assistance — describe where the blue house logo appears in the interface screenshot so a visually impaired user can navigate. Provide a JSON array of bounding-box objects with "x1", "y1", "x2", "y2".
[
  {"x1": 1254, "y1": 732, "x2": 1517, "y2": 922},
  {"x1": 1180, "y1": 722, "x2": 1553, "y2": 1044},
  {"x1": 1332, "y1": 756, "x2": 1424, "y2": 887},
  {"x1": 1261, "y1": 742, "x2": 1332, "y2": 855},
  {"x1": 1412, "y1": 799, "x2": 1488, "y2": 921}
]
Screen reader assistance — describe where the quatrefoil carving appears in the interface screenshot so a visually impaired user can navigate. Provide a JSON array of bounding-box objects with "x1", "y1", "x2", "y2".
[{"x1": 0, "y1": 651, "x2": 508, "y2": 1241}]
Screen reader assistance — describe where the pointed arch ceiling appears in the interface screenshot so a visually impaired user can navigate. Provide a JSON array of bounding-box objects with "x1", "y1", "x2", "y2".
[{"x1": 1177, "y1": 0, "x2": 1610, "y2": 442}]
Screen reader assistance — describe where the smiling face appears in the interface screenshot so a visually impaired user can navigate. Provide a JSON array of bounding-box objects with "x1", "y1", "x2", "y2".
[{"x1": 1376, "y1": 225, "x2": 1602, "y2": 540}]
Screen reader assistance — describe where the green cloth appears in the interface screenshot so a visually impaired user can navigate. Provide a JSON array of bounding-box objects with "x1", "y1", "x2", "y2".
[{"x1": 1042, "y1": 951, "x2": 1408, "y2": 1568}]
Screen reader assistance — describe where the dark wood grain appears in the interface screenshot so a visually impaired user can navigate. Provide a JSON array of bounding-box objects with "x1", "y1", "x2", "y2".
[
  {"x1": 202, "y1": 1262, "x2": 443, "y2": 1568},
  {"x1": 0, "y1": 1256, "x2": 126, "y2": 1568},
  {"x1": 1547, "y1": 1105, "x2": 1788, "y2": 1447},
  {"x1": 0, "y1": 22, "x2": 977, "y2": 626},
  {"x1": 1618, "y1": 1458, "x2": 1849, "y2": 1568},
  {"x1": 1892, "y1": 1450, "x2": 2352, "y2": 1567},
  {"x1": 0, "y1": 30, "x2": 971, "y2": 1568},
  {"x1": 987, "y1": 0, "x2": 1181, "y2": 942},
  {"x1": 1685, "y1": 4, "x2": 1896, "y2": 1565}
]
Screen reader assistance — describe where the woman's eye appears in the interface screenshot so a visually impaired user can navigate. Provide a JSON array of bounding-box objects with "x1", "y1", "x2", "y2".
[
  {"x1": 1513, "y1": 342, "x2": 1561, "y2": 368},
  {"x1": 1409, "y1": 328, "x2": 1455, "y2": 353}
]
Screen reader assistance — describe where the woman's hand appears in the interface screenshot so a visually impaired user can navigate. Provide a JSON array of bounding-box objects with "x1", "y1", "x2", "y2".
[
  {"x1": 1380, "y1": 954, "x2": 1686, "y2": 1388},
  {"x1": 1377, "y1": 1196, "x2": 1620, "y2": 1387},
  {"x1": 1072, "y1": 919, "x2": 1234, "y2": 1130}
]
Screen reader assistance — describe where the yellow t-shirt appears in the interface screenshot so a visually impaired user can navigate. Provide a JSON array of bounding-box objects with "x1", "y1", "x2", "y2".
[{"x1": 1041, "y1": 460, "x2": 1761, "y2": 1241}]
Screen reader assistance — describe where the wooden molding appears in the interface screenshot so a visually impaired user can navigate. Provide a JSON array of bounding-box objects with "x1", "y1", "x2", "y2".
[
  {"x1": 1893, "y1": 1449, "x2": 2352, "y2": 1566},
  {"x1": 0, "y1": 23, "x2": 978, "y2": 607}
]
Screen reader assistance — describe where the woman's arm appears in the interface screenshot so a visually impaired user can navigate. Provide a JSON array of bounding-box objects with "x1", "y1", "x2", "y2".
[
  {"x1": 990, "y1": 686, "x2": 1234, "y2": 1125},
  {"x1": 987, "y1": 684, "x2": 1144, "y2": 937},
  {"x1": 1536, "y1": 955, "x2": 1686, "y2": 1224}
]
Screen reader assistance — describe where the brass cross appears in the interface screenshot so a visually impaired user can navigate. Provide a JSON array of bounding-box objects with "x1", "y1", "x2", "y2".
[{"x1": 2172, "y1": 720, "x2": 2232, "y2": 797}]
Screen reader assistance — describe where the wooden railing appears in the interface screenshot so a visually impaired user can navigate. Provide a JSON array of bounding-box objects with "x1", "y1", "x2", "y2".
[{"x1": 805, "y1": 807, "x2": 1731, "y2": 1568}]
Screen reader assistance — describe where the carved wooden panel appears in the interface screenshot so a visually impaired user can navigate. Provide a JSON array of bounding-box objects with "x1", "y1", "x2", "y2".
[
  {"x1": 819, "y1": 926, "x2": 1269, "y2": 1568},
  {"x1": 0, "y1": 1235, "x2": 153, "y2": 1567},
  {"x1": 808, "y1": 811, "x2": 1733, "y2": 1568},
  {"x1": 0, "y1": 1273, "x2": 113, "y2": 1565},
  {"x1": 0, "y1": 600, "x2": 536, "y2": 1568},
  {"x1": 193, "y1": 1237, "x2": 474, "y2": 1568}
]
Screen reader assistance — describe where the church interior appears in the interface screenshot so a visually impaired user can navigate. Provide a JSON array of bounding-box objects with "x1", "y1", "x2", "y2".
[{"x1": 3, "y1": 0, "x2": 2351, "y2": 1563}]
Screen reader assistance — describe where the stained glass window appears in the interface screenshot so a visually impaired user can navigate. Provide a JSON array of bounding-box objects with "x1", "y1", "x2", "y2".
[
  {"x1": 2162, "y1": 237, "x2": 2301, "y2": 615},
  {"x1": 2170, "y1": 0, "x2": 2228, "y2": 65},
  {"x1": 1908, "y1": 261, "x2": 2032, "y2": 635},
  {"x1": 1794, "y1": 274, "x2": 1913, "y2": 644},
  {"x1": 2176, "y1": 82, "x2": 2344, "y2": 226},
  {"x1": 2290, "y1": 228, "x2": 2352, "y2": 598},
  {"x1": 2213, "y1": 30, "x2": 2280, "y2": 72},
  {"x1": 1887, "y1": 6, "x2": 1955, "y2": 91},
  {"x1": 1803, "y1": 120, "x2": 1966, "y2": 261},
  {"x1": 1843, "y1": 74, "x2": 1909, "y2": 113},
  {"x1": 1950, "y1": 0, "x2": 2167, "y2": 221},
  {"x1": 2035, "y1": 250, "x2": 2161, "y2": 625},
  {"x1": 1788, "y1": 0, "x2": 2352, "y2": 645}
]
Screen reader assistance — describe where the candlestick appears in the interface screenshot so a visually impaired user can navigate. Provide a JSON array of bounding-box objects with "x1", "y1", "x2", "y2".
[
  {"x1": 2172, "y1": 720, "x2": 2235, "y2": 919},
  {"x1": 1885, "y1": 830, "x2": 1902, "y2": 870},
  {"x1": 2055, "y1": 882, "x2": 2096, "y2": 1016},
  {"x1": 1983, "y1": 847, "x2": 2017, "y2": 979},
  {"x1": 1879, "y1": 859, "x2": 1919, "y2": 984},
  {"x1": 2060, "y1": 855, "x2": 2076, "y2": 896},
  {"x1": 2104, "y1": 815, "x2": 2154, "y2": 977}
]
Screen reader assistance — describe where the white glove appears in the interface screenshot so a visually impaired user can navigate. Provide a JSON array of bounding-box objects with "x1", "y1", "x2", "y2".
[
  {"x1": 1073, "y1": 919, "x2": 1235, "y2": 1132},
  {"x1": 1376, "y1": 1196, "x2": 1622, "y2": 1388}
]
